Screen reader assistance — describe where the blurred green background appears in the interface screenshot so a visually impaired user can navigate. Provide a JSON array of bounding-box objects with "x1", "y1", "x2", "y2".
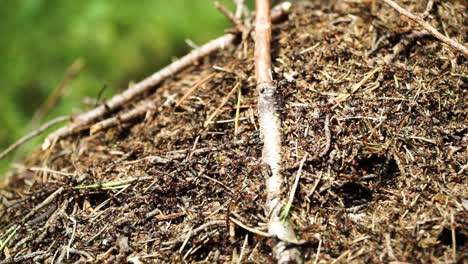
[{"x1": 0, "y1": 0, "x2": 243, "y2": 177}]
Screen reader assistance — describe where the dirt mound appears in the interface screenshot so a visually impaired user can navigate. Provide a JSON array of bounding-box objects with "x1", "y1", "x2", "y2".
[{"x1": 1, "y1": 1, "x2": 467, "y2": 263}]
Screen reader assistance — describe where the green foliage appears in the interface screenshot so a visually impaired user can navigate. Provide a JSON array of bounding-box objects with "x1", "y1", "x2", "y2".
[{"x1": 0, "y1": 1, "x2": 236, "y2": 176}]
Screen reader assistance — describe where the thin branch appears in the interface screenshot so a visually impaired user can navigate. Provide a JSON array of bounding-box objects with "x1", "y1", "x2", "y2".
[
  {"x1": 0, "y1": 251, "x2": 47, "y2": 264},
  {"x1": 21, "y1": 187, "x2": 64, "y2": 223},
  {"x1": 32, "y1": 59, "x2": 84, "y2": 124},
  {"x1": 255, "y1": 0, "x2": 277, "y2": 215},
  {"x1": 234, "y1": 0, "x2": 245, "y2": 19},
  {"x1": 90, "y1": 101, "x2": 156, "y2": 134},
  {"x1": 215, "y1": 1, "x2": 247, "y2": 32},
  {"x1": 0, "y1": 116, "x2": 69, "y2": 161},
  {"x1": 319, "y1": 114, "x2": 331, "y2": 158},
  {"x1": 234, "y1": 85, "x2": 242, "y2": 135},
  {"x1": 229, "y1": 216, "x2": 271, "y2": 238},
  {"x1": 162, "y1": 220, "x2": 225, "y2": 246},
  {"x1": 41, "y1": 34, "x2": 235, "y2": 149},
  {"x1": 382, "y1": 0, "x2": 468, "y2": 57},
  {"x1": 204, "y1": 82, "x2": 240, "y2": 127},
  {"x1": 176, "y1": 72, "x2": 217, "y2": 107},
  {"x1": 420, "y1": 0, "x2": 435, "y2": 19},
  {"x1": 42, "y1": 3, "x2": 291, "y2": 149},
  {"x1": 255, "y1": 0, "x2": 301, "y2": 262}
]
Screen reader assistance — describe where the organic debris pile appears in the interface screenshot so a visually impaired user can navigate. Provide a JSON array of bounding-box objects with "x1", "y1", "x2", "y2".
[{"x1": 1, "y1": 1, "x2": 467, "y2": 263}]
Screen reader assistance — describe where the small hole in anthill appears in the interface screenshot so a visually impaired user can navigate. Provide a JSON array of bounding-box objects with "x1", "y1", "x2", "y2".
[
  {"x1": 358, "y1": 154, "x2": 398, "y2": 185},
  {"x1": 78, "y1": 192, "x2": 110, "y2": 208},
  {"x1": 358, "y1": 155, "x2": 385, "y2": 174},
  {"x1": 437, "y1": 227, "x2": 466, "y2": 249},
  {"x1": 335, "y1": 182, "x2": 373, "y2": 208}
]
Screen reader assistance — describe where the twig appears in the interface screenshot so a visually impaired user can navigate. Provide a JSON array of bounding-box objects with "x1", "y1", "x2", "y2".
[
  {"x1": 91, "y1": 72, "x2": 217, "y2": 133},
  {"x1": 256, "y1": 0, "x2": 278, "y2": 215},
  {"x1": 29, "y1": 167, "x2": 74, "y2": 177},
  {"x1": 32, "y1": 59, "x2": 84, "y2": 123},
  {"x1": 176, "y1": 72, "x2": 217, "y2": 107},
  {"x1": 163, "y1": 220, "x2": 225, "y2": 246},
  {"x1": 238, "y1": 234, "x2": 249, "y2": 264},
  {"x1": 66, "y1": 216, "x2": 77, "y2": 259},
  {"x1": 333, "y1": 67, "x2": 381, "y2": 108},
  {"x1": 204, "y1": 82, "x2": 240, "y2": 127},
  {"x1": 41, "y1": 34, "x2": 235, "y2": 149},
  {"x1": 450, "y1": 211, "x2": 456, "y2": 261},
  {"x1": 234, "y1": 85, "x2": 242, "y2": 135},
  {"x1": 382, "y1": 0, "x2": 468, "y2": 57},
  {"x1": 229, "y1": 217, "x2": 271, "y2": 238},
  {"x1": 0, "y1": 116, "x2": 69, "y2": 161},
  {"x1": 234, "y1": 0, "x2": 245, "y2": 19},
  {"x1": 420, "y1": 0, "x2": 435, "y2": 19},
  {"x1": 42, "y1": 3, "x2": 291, "y2": 149},
  {"x1": 73, "y1": 177, "x2": 149, "y2": 190},
  {"x1": 199, "y1": 174, "x2": 234, "y2": 195},
  {"x1": 309, "y1": 171, "x2": 323, "y2": 197},
  {"x1": 313, "y1": 238, "x2": 322, "y2": 264},
  {"x1": 90, "y1": 100, "x2": 156, "y2": 134},
  {"x1": 21, "y1": 187, "x2": 64, "y2": 223},
  {"x1": 68, "y1": 248, "x2": 94, "y2": 261},
  {"x1": 255, "y1": 0, "x2": 301, "y2": 262},
  {"x1": 146, "y1": 211, "x2": 186, "y2": 220},
  {"x1": 215, "y1": 2, "x2": 247, "y2": 32},
  {"x1": 319, "y1": 114, "x2": 331, "y2": 158},
  {"x1": 179, "y1": 226, "x2": 194, "y2": 254},
  {"x1": 0, "y1": 251, "x2": 46, "y2": 264}
]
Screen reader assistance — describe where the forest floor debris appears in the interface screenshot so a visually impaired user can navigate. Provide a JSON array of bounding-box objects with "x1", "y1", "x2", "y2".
[{"x1": 1, "y1": 1, "x2": 467, "y2": 263}]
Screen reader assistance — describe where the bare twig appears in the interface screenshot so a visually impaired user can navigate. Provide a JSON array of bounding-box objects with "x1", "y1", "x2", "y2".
[
  {"x1": 215, "y1": 1, "x2": 247, "y2": 32},
  {"x1": 41, "y1": 34, "x2": 235, "y2": 149},
  {"x1": 450, "y1": 211, "x2": 456, "y2": 261},
  {"x1": 146, "y1": 211, "x2": 186, "y2": 220},
  {"x1": 42, "y1": 3, "x2": 291, "y2": 149},
  {"x1": 90, "y1": 100, "x2": 156, "y2": 134},
  {"x1": 234, "y1": 0, "x2": 245, "y2": 19},
  {"x1": 309, "y1": 171, "x2": 323, "y2": 198},
  {"x1": 66, "y1": 216, "x2": 77, "y2": 259},
  {"x1": 238, "y1": 234, "x2": 249, "y2": 264},
  {"x1": 176, "y1": 72, "x2": 217, "y2": 107},
  {"x1": 313, "y1": 238, "x2": 322, "y2": 264},
  {"x1": 229, "y1": 217, "x2": 271, "y2": 238},
  {"x1": 32, "y1": 59, "x2": 84, "y2": 123},
  {"x1": 0, "y1": 116, "x2": 69, "y2": 161},
  {"x1": 234, "y1": 85, "x2": 242, "y2": 135},
  {"x1": 0, "y1": 251, "x2": 47, "y2": 264},
  {"x1": 91, "y1": 71, "x2": 216, "y2": 133},
  {"x1": 73, "y1": 177, "x2": 149, "y2": 190},
  {"x1": 204, "y1": 82, "x2": 240, "y2": 127},
  {"x1": 420, "y1": 0, "x2": 435, "y2": 19},
  {"x1": 21, "y1": 187, "x2": 64, "y2": 223},
  {"x1": 162, "y1": 220, "x2": 225, "y2": 246},
  {"x1": 333, "y1": 67, "x2": 381, "y2": 108},
  {"x1": 254, "y1": 0, "x2": 301, "y2": 262},
  {"x1": 382, "y1": 0, "x2": 468, "y2": 57},
  {"x1": 319, "y1": 114, "x2": 331, "y2": 158}
]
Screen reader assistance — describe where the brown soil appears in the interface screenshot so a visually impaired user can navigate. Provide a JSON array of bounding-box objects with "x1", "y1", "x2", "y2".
[{"x1": 1, "y1": 1, "x2": 467, "y2": 263}]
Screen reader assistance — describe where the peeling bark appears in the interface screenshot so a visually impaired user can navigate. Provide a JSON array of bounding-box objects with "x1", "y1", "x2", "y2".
[{"x1": 254, "y1": 0, "x2": 301, "y2": 263}]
